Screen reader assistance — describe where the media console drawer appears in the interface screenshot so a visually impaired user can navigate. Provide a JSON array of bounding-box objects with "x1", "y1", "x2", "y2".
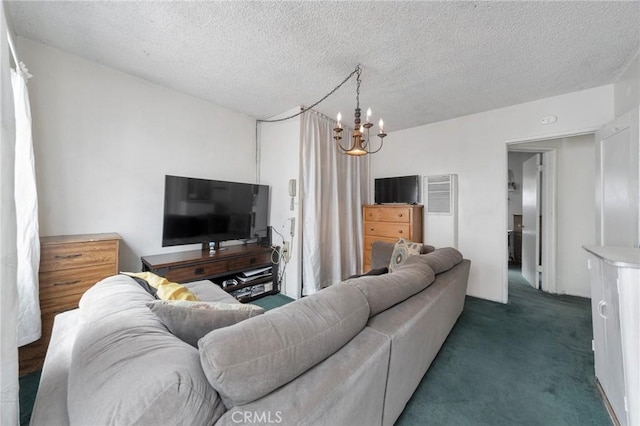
[
  {"x1": 164, "y1": 261, "x2": 229, "y2": 283},
  {"x1": 228, "y1": 253, "x2": 272, "y2": 271}
]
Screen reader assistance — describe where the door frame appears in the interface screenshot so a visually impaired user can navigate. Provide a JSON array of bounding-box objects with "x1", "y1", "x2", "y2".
[{"x1": 503, "y1": 127, "x2": 598, "y2": 301}]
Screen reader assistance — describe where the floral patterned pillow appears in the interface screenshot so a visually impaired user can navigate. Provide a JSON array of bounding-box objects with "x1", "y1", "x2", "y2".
[{"x1": 389, "y1": 238, "x2": 423, "y2": 272}]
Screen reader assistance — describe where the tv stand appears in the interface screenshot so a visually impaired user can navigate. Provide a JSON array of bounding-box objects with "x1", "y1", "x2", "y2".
[{"x1": 141, "y1": 243, "x2": 279, "y2": 303}]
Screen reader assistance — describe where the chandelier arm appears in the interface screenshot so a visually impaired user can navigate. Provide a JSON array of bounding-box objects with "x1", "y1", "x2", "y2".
[
  {"x1": 336, "y1": 136, "x2": 356, "y2": 152},
  {"x1": 366, "y1": 138, "x2": 385, "y2": 154},
  {"x1": 258, "y1": 65, "x2": 361, "y2": 124}
]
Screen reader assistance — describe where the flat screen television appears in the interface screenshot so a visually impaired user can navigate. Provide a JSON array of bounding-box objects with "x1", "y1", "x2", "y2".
[
  {"x1": 374, "y1": 175, "x2": 420, "y2": 204},
  {"x1": 162, "y1": 175, "x2": 269, "y2": 247}
]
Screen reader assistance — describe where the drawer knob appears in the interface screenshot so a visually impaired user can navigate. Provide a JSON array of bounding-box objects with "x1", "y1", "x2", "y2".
[
  {"x1": 370, "y1": 228, "x2": 374, "y2": 231},
  {"x1": 55, "y1": 253, "x2": 82, "y2": 259},
  {"x1": 195, "y1": 267, "x2": 205, "y2": 275},
  {"x1": 399, "y1": 230, "x2": 403, "y2": 234},
  {"x1": 53, "y1": 279, "x2": 81, "y2": 287},
  {"x1": 399, "y1": 214, "x2": 403, "y2": 217},
  {"x1": 250, "y1": 258, "x2": 256, "y2": 264}
]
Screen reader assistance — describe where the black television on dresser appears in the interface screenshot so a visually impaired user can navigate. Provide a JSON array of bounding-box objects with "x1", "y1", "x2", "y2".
[
  {"x1": 374, "y1": 175, "x2": 420, "y2": 204},
  {"x1": 162, "y1": 175, "x2": 269, "y2": 247}
]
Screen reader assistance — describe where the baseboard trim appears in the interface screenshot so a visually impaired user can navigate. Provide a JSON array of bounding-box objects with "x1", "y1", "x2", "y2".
[{"x1": 595, "y1": 378, "x2": 621, "y2": 426}]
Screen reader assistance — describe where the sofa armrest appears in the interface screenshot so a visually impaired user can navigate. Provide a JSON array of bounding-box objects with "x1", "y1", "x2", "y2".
[{"x1": 30, "y1": 309, "x2": 79, "y2": 426}]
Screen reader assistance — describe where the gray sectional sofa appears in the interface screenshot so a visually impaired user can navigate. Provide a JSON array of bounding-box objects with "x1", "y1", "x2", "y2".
[{"x1": 31, "y1": 244, "x2": 470, "y2": 426}]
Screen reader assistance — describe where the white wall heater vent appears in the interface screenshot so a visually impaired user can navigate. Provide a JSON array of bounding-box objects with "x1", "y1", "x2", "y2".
[{"x1": 424, "y1": 174, "x2": 458, "y2": 247}]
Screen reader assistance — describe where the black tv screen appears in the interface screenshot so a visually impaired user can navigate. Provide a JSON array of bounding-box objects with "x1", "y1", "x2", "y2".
[
  {"x1": 375, "y1": 175, "x2": 420, "y2": 204},
  {"x1": 162, "y1": 175, "x2": 269, "y2": 247}
]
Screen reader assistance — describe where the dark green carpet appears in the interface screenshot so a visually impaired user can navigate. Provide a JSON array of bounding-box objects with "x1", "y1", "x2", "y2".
[
  {"x1": 20, "y1": 282, "x2": 608, "y2": 426},
  {"x1": 19, "y1": 370, "x2": 40, "y2": 426},
  {"x1": 252, "y1": 293, "x2": 294, "y2": 311},
  {"x1": 396, "y1": 267, "x2": 610, "y2": 426}
]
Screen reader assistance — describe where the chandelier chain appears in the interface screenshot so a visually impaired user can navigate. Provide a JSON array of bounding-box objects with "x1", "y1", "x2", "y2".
[
  {"x1": 257, "y1": 65, "x2": 361, "y2": 123},
  {"x1": 356, "y1": 66, "x2": 361, "y2": 110}
]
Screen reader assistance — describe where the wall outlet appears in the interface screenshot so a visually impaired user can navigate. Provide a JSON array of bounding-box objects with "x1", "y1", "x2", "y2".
[{"x1": 282, "y1": 241, "x2": 291, "y2": 262}]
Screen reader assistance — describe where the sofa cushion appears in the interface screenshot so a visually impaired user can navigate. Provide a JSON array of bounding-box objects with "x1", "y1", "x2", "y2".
[
  {"x1": 147, "y1": 300, "x2": 265, "y2": 347},
  {"x1": 371, "y1": 240, "x2": 435, "y2": 270},
  {"x1": 198, "y1": 284, "x2": 370, "y2": 408},
  {"x1": 347, "y1": 267, "x2": 389, "y2": 280},
  {"x1": 421, "y1": 247, "x2": 464, "y2": 274},
  {"x1": 69, "y1": 275, "x2": 225, "y2": 425},
  {"x1": 345, "y1": 257, "x2": 436, "y2": 316}
]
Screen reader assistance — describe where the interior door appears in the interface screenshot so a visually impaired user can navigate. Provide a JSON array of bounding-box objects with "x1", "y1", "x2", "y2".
[{"x1": 522, "y1": 154, "x2": 541, "y2": 288}]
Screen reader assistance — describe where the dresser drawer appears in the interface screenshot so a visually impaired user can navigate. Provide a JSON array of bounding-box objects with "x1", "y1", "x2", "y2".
[
  {"x1": 228, "y1": 253, "x2": 272, "y2": 271},
  {"x1": 364, "y1": 207, "x2": 411, "y2": 223},
  {"x1": 164, "y1": 261, "x2": 229, "y2": 283},
  {"x1": 364, "y1": 222, "x2": 411, "y2": 238},
  {"x1": 40, "y1": 240, "x2": 118, "y2": 272},
  {"x1": 39, "y1": 264, "x2": 115, "y2": 301},
  {"x1": 40, "y1": 293, "x2": 85, "y2": 316}
]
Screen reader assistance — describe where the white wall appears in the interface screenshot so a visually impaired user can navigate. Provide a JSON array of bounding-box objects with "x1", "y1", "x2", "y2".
[
  {"x1": 258, "y1": 108, "x2": 302, "y2": 299},
  {"x1": 615, "y1": 51, "x2": 640, "y2": 117},
  {"x1": 513, "y1": 135, "x2": 596, "y2": 298},
  {"x1": 372, "y1": 85, "x2": 614, "y2": 303},
  {"x1": 19, "y1": 38, "x2": 257, "y2": 271}
]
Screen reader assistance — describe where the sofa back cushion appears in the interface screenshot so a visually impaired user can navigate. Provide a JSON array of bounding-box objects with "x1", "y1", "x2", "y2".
[
  {"x1": 346, "y1": 255, "x2": 436, "y2": 316},
  {"x1": 421, "y1": 247, "x2": 464, "y2": 274},
  {"x1": 68, "y1": 275, "x2": 226, "y2": 425},
  {"x1": 198, "y1": 284, "x2": 370, "y2": 408}
]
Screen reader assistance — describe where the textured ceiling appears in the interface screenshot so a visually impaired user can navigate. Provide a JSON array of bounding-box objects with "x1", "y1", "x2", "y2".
[{"x1": 6, "y1": 1, "x2": 640, "y2": 131}]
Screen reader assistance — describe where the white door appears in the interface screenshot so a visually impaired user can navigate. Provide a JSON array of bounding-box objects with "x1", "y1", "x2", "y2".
[
  {"x1": 522, "y1": 154, "x2": 541, "y2": 288},
  {"x1": 596, "y1": 108, "x2": 640, "y2": 248}
]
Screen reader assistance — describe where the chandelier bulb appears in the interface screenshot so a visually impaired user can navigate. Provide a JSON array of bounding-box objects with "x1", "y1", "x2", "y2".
[
  {"x1": 337, "y1": 112, "x2": 342, "y2": 128},
  {"x1": 379, "y1": 119, "x2": 384, "y2": 132},
  {"x1": 366, "y1": 108, "x2": 372, "y2": 122}
]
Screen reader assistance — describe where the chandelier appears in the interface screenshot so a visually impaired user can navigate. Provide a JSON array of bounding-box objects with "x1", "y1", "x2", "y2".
[{"x1": 333, "y1": 65, "x2": 387, "y2": 156}]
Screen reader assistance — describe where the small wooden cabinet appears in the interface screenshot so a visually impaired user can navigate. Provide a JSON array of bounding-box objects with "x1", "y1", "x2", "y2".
[
  {"x1": 141, "y1": 244, "x2": 279, "y2": 303},
  {"x1": 19, "y1": 233, "x2": 121, "y2": 375},
  {"x1": 362, "y1": 204, "x2": 423, "y2": 272}
]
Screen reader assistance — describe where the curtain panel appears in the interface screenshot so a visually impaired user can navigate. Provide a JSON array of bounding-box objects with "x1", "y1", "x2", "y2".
[
  {"x1": 300, "y1": 111, "x2": 370, "y2": 295},
  {"x1": 12, "y1": 67, "x2": 41, "y2": 347},
  {"x1": 1, "y1": 4, "x2": 20, "y2": 423}
]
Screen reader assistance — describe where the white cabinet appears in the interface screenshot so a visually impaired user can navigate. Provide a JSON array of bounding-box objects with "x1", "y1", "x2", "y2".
[{"x1": 585, "y1": 246, "x2": 640, "y2": 426}]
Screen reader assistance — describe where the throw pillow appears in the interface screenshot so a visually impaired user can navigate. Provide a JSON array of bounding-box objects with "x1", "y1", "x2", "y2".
[
  {"x1": 147, "y1": 300, "x2": 265, "y2": 347},
  {"x1": 389, "y1": 238, "x2": 422, "y2": 272},
  {"x1": 122, "y1": 271, "x2": 199, "y2": 301}
]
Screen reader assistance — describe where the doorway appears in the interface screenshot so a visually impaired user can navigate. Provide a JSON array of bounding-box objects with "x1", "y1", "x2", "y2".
[
  {"x1": 506, "y1": 133, "x2": 597, "y2": 300},
  {"x1": 508, "y1": 150, "x2": 547, "y2": 290}
]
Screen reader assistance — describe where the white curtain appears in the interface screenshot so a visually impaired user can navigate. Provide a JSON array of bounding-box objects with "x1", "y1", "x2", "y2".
[
  {"x1": 300, "y1": 111, "x2": 370, "y2": 295},
  {"x1": 1, "y1": 3, "x2": 20, "y2": 424},
  {"x1": 13, "y1": 64, "x2": 40, "y2": 347}
]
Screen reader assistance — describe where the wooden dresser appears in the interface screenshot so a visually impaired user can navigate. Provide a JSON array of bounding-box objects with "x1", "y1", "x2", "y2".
[
  {"x1": 19, "y1": 233, "x2": 121, "y2": 375},
  {"x1": 362, "y1": 204, "x2": 423, "y2": 272}
]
